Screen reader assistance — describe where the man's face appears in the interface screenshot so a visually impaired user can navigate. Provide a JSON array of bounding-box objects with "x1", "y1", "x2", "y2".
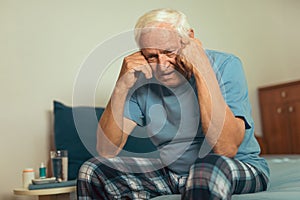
[{"x1": 139, "y1": 27, "x2": 187, "y2": 88}]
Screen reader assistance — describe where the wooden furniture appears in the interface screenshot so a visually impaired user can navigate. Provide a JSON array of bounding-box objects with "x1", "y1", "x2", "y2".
[
  {"x1": 258, "y1": 80, "x2": 300, "y2": 154},
  {"x1": 13, "y1": 186, "x2": 76, "y2": 200},
  {"x1": 255, "y1": 135, "x2": 267, "y2": 155}
]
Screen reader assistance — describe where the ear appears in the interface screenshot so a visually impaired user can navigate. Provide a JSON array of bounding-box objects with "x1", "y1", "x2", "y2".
[{"x1": 188, "y1": 29, "x2": 194, "y2": 38}]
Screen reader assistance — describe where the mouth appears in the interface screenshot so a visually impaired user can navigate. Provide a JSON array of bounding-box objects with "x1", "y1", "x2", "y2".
[{"x1": 158, "y1": 70, "x2": 175, "y2": 80}]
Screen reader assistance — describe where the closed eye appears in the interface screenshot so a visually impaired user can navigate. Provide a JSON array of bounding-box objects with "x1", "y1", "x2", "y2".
[
  {"x1": 163, "y1": 50, "x2": 177, "y2": 57},
  {"x1": 145, "y1": 54, "x2": 158, "y2": 62}
]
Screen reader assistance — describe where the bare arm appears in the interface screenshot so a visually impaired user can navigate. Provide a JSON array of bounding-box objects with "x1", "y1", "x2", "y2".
[
  {"x1": 177, "y1": 39, "x2": 245, "y2": 157},
  {"x1": 97, "y1": 51, "x2": 152, "y2": 157}
]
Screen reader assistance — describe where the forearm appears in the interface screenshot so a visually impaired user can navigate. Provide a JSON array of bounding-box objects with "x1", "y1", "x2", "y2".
[
  {"x1": 97, "y1": 51, "x2": 151, "y2": 157},
  {"x1": 194, "y1": 70, "x2": 244, "y2": 157},
  {"x1": 97, "y1": 85, "x2": 129, "y2": 157}
]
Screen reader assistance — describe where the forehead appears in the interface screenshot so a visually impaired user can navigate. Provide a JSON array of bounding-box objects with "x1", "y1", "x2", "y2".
[{"x1": 138, "y1": 27, "x2": 181, "y2": 50}]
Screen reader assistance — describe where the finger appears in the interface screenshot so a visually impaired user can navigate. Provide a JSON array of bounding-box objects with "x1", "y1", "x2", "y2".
[
  {"x1": 122, "y1": 53, "x2": 148, "y2": 69},
  {"x1": 129, "y1": 51, "x2": 144, "y2": 57},
  {"x1": 128, "y1": 52, "x2": 153, "y2": 79},
  {"x1": 131, "y1": 64, "x2": 153, "y2": 79},
  {"x1": 175, "y1": 55, "x2": 192, "y2": 79}
]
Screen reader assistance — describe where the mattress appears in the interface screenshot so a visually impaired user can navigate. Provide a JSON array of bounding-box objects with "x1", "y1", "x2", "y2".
[{"x1": 151, "y1": 155, "x2": 300, "y2": 200}]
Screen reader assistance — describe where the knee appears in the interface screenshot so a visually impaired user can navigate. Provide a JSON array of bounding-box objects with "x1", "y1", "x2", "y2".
[
  {"x1": 77, "y1": 157, "x2": 101, "y2": 181},
  {"x1": 185, "y1": 154, "x2": 232, "y2": 194},
  {"x1": 78, "y1": 156, "x2": 124, "y2": 182},
  {"x1": 77, "y1": 157, "x2": 110, "y2": 199},
  {"x1": 193, "y1": 154, "x2": 230, "y2": 173},
  {"x1": 182, "y1": 154, "x2": 232, "y2": 199}
]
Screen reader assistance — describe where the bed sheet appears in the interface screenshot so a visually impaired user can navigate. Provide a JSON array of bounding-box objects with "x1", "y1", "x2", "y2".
[{"x1": 151, "y1": 155, "x2": 300, "y2": 200}]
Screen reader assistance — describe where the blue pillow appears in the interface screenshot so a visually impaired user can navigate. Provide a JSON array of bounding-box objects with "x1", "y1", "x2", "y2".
[
  {"x1": 53, "y1": 101, "x2": 104, "y2": 180},
  {"x1": 53, "y1": 101, "x2": 157, "y2": 180}
]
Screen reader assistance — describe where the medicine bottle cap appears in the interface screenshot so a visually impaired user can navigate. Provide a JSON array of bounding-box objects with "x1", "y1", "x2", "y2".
[{"x1": 23, "y1": 168, "x2": 34, "y2": 173}]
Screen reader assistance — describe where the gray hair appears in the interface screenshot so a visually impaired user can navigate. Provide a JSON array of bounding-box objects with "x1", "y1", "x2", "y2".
[{"x1": 134, "y1": 8, "x2": 191, "y2": 45}]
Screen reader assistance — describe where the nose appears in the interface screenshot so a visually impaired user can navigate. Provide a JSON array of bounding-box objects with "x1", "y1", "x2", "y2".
[{"x1": 157, "y1": 54, "x2": 170, "y2": 70}]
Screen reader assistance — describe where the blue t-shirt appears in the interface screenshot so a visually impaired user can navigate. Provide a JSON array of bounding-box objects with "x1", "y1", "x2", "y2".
[{"x1": 124, "y1": 50, "x2": 270, "y2": 178}]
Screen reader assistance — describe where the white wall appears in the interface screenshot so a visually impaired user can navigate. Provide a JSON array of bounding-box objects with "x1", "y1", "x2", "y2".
[{"x1": 1, "y1": 0, "x2": 299, "y2": 199}]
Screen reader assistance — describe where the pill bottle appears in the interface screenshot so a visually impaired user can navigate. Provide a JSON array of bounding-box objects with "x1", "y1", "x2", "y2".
[
  {"x1": 22, "y1": 168, "x2": 35, "y2": 189},
  {"x1": 39, "y1": 162, "x2": 46, "y2": 178}
]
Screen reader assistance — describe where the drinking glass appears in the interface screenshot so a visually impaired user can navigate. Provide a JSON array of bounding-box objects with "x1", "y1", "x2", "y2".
[{"x1": 50, "y1": 150, "x2": 68, "y2": 182}]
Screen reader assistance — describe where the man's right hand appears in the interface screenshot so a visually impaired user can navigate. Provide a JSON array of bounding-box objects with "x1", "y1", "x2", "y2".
[
  {"x1": 97, "y1": 52, "x2": 149, "y2": 157},
  {"x1": 117, "y1": 51, "x2": 152, "y2": 90}
]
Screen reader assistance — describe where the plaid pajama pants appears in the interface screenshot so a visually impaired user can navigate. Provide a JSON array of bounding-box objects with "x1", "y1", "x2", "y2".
[{"x1": 77, "y1": 154, "x2": 268, "y2": 200}]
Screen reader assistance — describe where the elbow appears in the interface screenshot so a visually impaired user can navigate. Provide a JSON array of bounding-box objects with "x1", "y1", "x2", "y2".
[
  {"x1": 96, "y1": 126, "x2": 120, "y2": 158},
  {"x1": 214, "y1": 144, "x2": 239, "y2": 158},
  {"x1": 226, "y1": 145, "x2": 239, "y2": 158},
  {"x1": 97, "y1": 144, "x2": 118, "y2": 158},
  {"x1": 96, "y1": 136, "x2": 121, "y2": 158}
]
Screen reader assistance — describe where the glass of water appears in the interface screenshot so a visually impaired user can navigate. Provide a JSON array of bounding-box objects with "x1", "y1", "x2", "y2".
[{"x1": 50, "y1": 150, "x2": 68, "y2": 182}]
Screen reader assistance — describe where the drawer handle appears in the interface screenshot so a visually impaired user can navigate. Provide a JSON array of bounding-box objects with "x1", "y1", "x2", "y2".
[
  {"x1": 281, "y1": 91, "x2": 286, "y2": 98},
  {"x1": 289, "y1": 106, "x2": 294, "y2": 113},
  {"x1": 277, "y1": 107, "x2": 282, "y2": 113}
]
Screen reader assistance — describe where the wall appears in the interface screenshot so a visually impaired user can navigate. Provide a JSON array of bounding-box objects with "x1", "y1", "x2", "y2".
[{"x1": 1, "y1": 0, "x2": 299, "y2": 199}]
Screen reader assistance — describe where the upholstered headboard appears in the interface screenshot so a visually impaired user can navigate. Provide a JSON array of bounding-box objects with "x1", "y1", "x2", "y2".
[{"x1": 53, "y1": 100, "x2": 158, "y2": 180}]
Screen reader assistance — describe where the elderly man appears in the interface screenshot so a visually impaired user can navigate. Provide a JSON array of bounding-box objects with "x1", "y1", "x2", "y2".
[{"x1": 77, "y1": 8, "x2": 269, "y2": 199}]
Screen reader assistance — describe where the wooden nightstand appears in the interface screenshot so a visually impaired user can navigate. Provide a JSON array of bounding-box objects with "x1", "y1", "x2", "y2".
[
  {"x1": 13, "y1": 186, "x2": 76, "y2": 200},
  {"x1": 258, "y1": 80, "x2": 300, "y2": 154}
]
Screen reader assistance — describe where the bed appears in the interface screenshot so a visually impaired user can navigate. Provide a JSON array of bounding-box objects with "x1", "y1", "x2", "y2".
[
  {"x1": 151, "y1": 155, "x2": 300, "y2": 200},
  {"x1": 53, "y1": 101, "x2": 300, "y2": 199}
]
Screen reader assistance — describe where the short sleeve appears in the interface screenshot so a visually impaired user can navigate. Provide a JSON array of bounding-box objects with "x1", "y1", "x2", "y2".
[
  {"x1": 124, "y1": 90, "x2": 145, "y2": 126},
  {"x1": 214, "y1": 55, "x2": 252, "y2": 129}
]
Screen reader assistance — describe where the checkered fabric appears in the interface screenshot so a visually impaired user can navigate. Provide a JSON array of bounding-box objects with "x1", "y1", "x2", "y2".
[
  {"x1": 77, "y1": 154, "x2": 268, "y2": 200},
  {"x1": 182, "y1": 154, "x2": 269, "y2": 199}
]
